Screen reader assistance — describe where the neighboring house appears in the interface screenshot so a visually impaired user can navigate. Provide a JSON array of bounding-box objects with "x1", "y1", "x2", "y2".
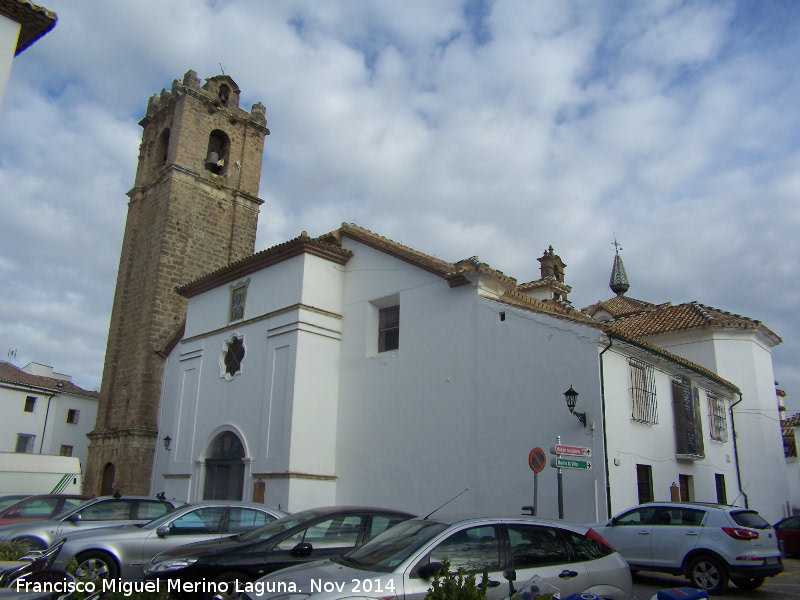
[
  {"x1": 0, "y1": 0, "x2": 56, "y2": 110},
  {"x1": 151, "y1": 226, "x2": 748, "y2": 523},
  {"x1": 583, "y1": 248, "x2": 787, "y2": 523},
  {"x1": 0, "y1": 361, "x2": 99, "y2": 470},
  {"x1": 783, "y1": 413, "x2": 800, "y2": 516}
]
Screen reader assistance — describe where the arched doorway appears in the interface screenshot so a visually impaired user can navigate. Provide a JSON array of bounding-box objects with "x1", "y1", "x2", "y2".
[
  {"x1": 203, "y1": 431, "x2": 245, "y2": 500},
  {"x1": 100, "y1": 463, "x2": 115, "y2": 496}
]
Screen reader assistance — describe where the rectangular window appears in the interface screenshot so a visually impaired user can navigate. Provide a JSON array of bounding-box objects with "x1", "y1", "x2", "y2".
[
  {"x1": 707, "y1": 394, "x2": 727, "y2": 441},
  {"x1": 636, "y1": 464, "x2": 654, "y2": 504},
  {"x1": 378, "y1": 305, "x2": 399, "y2": 352},
  {"x1": 24, "y1": 396, "x2": 36, "y2": 412},
  {"x1": 66, "y1": 409, "x2": 80, "y2": 424},
  {"x1": 672, "y1": 377, "x2": 705, "y2": 458},
  {"x1": 629, "y1": 358, "x2": 658, "y2": 423},
  {"x1": 15, "y1": 434, "x2": 35, "y2": 453},
  {"x1": 59, "y1": 445, "x2": 73, "y2": 457},
  {"x1": 715, "y1": 473, "x2": 727, "y2": 504}
]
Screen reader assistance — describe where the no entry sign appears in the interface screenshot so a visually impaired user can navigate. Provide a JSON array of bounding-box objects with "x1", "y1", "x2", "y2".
[{"x1": 528, "y1": 447, "x2": 547, "y2": 473}]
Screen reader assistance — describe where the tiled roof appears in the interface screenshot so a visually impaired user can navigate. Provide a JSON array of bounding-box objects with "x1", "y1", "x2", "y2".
[
  {"x1": 603, "y1": 301, "x2": 782, "y2": 346},
  {"x1": 582, "y1": 295, "x2": 661, "y2": 319},
  {"x1": 0, "y1": 361, "x2": 97, "y2": 397},
  {"x1": 516, "y1": 277, "x2": 572, "y2": 295},
  {"x1": 0, "y1": 0, "x2": 57, "y2": 55}
]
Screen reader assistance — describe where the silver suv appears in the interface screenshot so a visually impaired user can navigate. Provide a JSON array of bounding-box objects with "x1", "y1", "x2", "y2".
[{"x1": 593, "y1": 502, "x2": 782, "y2": 594}]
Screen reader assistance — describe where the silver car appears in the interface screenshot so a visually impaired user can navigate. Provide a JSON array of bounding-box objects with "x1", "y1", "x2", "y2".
[
  {"x1": 0, "y1": 496, "x2": 175, "y2": 551},
  {"x1": 47, "y1": 501, "x2": 288, "y2": 581},
  {"x1": 249, "y1": 515, "x2": 634, "y2": 600},
  {"x1": 593, "y1": 502, "x2": 783, "y2": 594}
]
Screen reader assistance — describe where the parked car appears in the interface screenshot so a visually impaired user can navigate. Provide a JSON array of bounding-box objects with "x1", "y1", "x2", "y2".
[
  {"x1": 593, "y1": 502, "x2": 782, "y2": 594},
  {"x1": 0, "y1": 495, "x2": 91, "y2": 526},
  {"x1": 247, "y1": 515, "x2": 633, "y2": 600},
  {"x1": 0, "y1": 496, "x2": 176, "y2": 551},
  {"x1": 774, "y1": 515, "x2": 800, "y2": 557},
  {"x1": 145, "y1": 506, "x2": 414, "y2": 592},
  {"x1": 0, "y1": 496, "x2": 31, "y2": 512},
  {"x1": 45, "y1": 501, "x2": 288, "y2": 581}
]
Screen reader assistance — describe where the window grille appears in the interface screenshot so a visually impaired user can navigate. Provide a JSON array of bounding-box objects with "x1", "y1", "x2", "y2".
[
  {"x1": 629, "y1": 358, "x2": 658, "y2": 423},
  {"x1": 708, "y1": 394, "x2": 728, "y2": 441}
]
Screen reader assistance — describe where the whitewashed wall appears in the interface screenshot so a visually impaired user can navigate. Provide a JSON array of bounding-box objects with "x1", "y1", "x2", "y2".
[
  {"x1": 600, "y1": 344, "x2": 740, "y2": 519},
  {"x1": 0, "y1": 14, "x2": 20, "y2": 112},
  {"x1": 41, "y1": 393, "x2": 98, "y2": 469}
]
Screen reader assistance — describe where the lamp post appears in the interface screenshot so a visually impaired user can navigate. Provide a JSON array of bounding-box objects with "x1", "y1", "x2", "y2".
[{"x1": 163, "y1": 435, "x2": 172, "y2": 451}]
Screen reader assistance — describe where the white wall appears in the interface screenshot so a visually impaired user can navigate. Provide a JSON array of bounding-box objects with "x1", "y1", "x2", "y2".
[
  {"x1": 41, "y1": 393, "x2": 98, "y2": 468},
  {"x1": 600, "y1": 345, "x2": 740, "y2": 518},
  {"x1": 0, "y1": 14, "x2": 20, "y2": 112}
]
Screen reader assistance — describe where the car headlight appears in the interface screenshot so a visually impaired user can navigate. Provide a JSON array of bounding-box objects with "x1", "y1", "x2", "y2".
[{"x1": 145, "y1": 558, "x2": 197, "y2": 573}]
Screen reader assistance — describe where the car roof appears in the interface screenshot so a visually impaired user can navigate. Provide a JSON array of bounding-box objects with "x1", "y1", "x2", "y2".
[
  {"x1": 285, "y1": 506, "x2": 415, "y2": 517},
  {"x1": 417, "y1": 513, "x2": 590, "y2": 532},
  {"x1": 175, "y1": 500, "x2": 287, "y2": 511}
]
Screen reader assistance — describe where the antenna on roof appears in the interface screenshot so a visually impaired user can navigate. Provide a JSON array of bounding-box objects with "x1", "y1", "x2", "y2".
[
  {"x1": 423, "y1": 488, "x2": 468, "y2": 519},
  {"x1": 7, "y1": 349, "x2": 16, "y2": 359},
  {"x1": 219, "y1": 62, "x2": 225, "y2": 75}
]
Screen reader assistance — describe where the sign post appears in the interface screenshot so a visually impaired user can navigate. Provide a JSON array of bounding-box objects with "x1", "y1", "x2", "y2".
[
  {"x1": 550, "y1": 438, "x2": 593, "y2": 519},
  {"x1": 523, "y1": 447, "x2": 546, "y2": 516}
]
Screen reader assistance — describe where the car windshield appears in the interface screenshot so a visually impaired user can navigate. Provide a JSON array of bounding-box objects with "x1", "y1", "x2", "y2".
[
  {"x1": 333, "y1": 519, "x2": 448, "y2": 573},
  {"x1": 0, "y1": 496, "x2": 31, "y2": 511},
  {"x1": 236, "y1": 512, "x2": 319, "y2": 543},
  {"x1": 52, "y1": 498, "x2": 97, "y2": 520},
  {"x1": 731, "y1": 510, "x2": 771, "y2": 529}
]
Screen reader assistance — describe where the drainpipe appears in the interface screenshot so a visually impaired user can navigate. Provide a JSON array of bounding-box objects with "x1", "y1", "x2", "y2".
[
  {"x1": 730, "y1": 393, "x2": 748, "y2": 508},
  {"x1": 599, "y1": 338, "x2": 614, "y2": 519},
  {"x1": 38, "y1": 393, "x2": 55, "y2": 454}
]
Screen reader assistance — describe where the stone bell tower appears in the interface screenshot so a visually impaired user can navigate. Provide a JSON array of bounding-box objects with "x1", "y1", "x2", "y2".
[{"x1": 84, "y1": 70, "x2": 269, "y2": 495}]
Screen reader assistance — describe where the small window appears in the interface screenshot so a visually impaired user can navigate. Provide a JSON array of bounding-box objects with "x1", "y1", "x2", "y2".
[
  {"x1": 59, "y1": 445, "x2": 73, "y2": 457},
  {"x1": 205, "y1": 129, "x2": 231, "y2": 175},
  {"x1": 15, "y1": 434, "x2": 35, "y2": 453},
  {"x1": 636, "y1": 464, "x2": 654, "y2": 504},
  {"x1": 24, "y1": 396, "x2": 36, "y2": 412},
  {"x1": 221, "y1": 335, "x2": 246, "y2": 380},
  {"x1": 229, "y1": 282, "x2": 248, "y2": 322},
  {"x1": 708, "y1": 394, "x2": 728, "y2": 441},
  {"x1": 715, "y1": 473, "x2": 727, "y2": 504},
  {"x1": 629, "y1": 358, "x2": 658, "y2": 424},
  {"x1": 378, "y1": 305, "x2": 399, "y2": 352},
  {"x1": 67, "y1": 409, "x2": 80, "y2": 424}
]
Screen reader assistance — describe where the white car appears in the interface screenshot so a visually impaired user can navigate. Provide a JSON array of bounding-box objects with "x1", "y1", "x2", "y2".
[
  {"x1": 593, "y1": 502, "x2": 782, "y2": 594},
  {"x1": 248, "y1": 515, "x2": 634, "y2": 600}
]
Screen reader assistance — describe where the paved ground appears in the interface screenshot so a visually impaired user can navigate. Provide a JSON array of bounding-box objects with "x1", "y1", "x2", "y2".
[{"x1": 631, "y1": 556, "x2": 800, "y2": 599}]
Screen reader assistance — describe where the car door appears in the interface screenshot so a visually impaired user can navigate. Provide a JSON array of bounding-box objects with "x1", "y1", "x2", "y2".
[
  {"x1": 265, "y1": 514, "x2": 368, "y2": 572},
  {"x1": 648, "y1": 507, "x2": 704, "y2": 568},
  {"x1": 139, "y1": 506, "x2": 228, "y2": 568},
  {"x1": 404, "y1": 524, "x2": 506, "y2": 600},
  {"x1": 598, "y1": 506, "x2": 658, "y2": 566},
  {"x1": 505, "y1": 523, "x2": 590, "y2": 599},
  {"x1": 55, "y1": 499, "x2": 138, "y2": 535}
]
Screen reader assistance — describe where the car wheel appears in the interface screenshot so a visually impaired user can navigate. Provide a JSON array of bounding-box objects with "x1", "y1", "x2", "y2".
[
  {"x1": 687, "y1": 555, "x2": 728, "y2": 595},
  {"x1": 207, "y1": 572, "x2": 252, "y2": 600},
  {"x1": 730, "y1": 576, "x2": 765, "y2": 590},
  {"x1": 11, "y1": 537, "x2": 45, "y2": 552},
  {"x1": 75, "y1": 551, "x2": 119, "y2": 581}
]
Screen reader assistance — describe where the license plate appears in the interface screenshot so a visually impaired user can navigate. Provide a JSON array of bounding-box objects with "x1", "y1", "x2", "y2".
[{"x1": 766, "y1": 557, "x2": 780, "y2": 565}]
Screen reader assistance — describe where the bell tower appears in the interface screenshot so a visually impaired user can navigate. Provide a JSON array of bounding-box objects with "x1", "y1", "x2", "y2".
[{"x1": 84, "y1": 70, "x2": 269, "y2": 495}]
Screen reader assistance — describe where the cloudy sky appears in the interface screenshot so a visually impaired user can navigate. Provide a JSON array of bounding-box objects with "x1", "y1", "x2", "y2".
[{"x1": 1, "y1": 0, "x2": 798, "y2": 416}]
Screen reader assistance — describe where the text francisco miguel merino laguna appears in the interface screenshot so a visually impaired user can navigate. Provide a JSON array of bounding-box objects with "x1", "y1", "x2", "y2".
[{"x1": 14, "y1": 578, "x2": 299, "y2": 596}]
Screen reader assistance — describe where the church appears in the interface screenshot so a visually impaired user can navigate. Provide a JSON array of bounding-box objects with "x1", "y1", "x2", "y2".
[{"x1": 86, "y1": 71, "x2": 790, "y2": 523}]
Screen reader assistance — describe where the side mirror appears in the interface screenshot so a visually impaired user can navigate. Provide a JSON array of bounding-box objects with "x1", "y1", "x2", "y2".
[
  {"x1": 290, "y1": 542, "x2": 313, "y2": 558},
  {"x1": 610, "y1": 517, "x2": 619, "y2": 526},
  {"x1": 417, "y1": 562, "x2": 446, "y2": 579},
  {"x1": 156, "y1": 526, "x2": 170, "y2": 538},
  {"x1": 503, "y1": 569, "x2": 516, "y2": 582},
  {"x1": 67, "y1": 513, "x2": 82, "y2": 523}
]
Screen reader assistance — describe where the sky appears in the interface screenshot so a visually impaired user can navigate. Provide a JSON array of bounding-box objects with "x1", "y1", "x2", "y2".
[{"x1": 1, "y1": 0, "x2": 798, "y2": 417}]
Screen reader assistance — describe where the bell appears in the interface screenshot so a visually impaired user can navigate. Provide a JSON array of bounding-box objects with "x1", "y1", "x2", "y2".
[{"x1": 205, "y1": 151, "x2": 219, "y2": 167}]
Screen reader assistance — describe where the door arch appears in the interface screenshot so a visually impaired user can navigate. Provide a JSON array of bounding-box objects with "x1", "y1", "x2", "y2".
[
  {"x1": 100, "y1": 463, "x2": 115, "y2": 496},
  {"x1": 203, "y1": 431, "x2": 245, "y2": 500}
]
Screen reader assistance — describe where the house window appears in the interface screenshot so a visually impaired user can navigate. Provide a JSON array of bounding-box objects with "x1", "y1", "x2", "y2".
[
  {"x1": 229, "y1": 281, "x2": 248, "y2": 323},
  {"x1": 715, "y1": 473, "x2": 727, "y2": 504},
  {"x1": 220, "y1": 334, "x2": 245, "y2": 380},
  {"x1": 378, "y1": 305, "x2": 400, "y2": 352},
  {"x1": 672, "y1": 377, "x2": 705, "y2": 458},
  {"x1": 59, "y1": 445, "x2": 73, "y2": 457},
  {"x1": 708, "y1": 394, "x2": 727, "y2": 441},
  {"x1": 24, "y1": 396, "x2": 36, "y2": 412},
  {"x1": 636, "y1": 464, "x2": 654, "y2": 504},
  {"x1": 15, "y1": 434, "x2": 35, "y2": 453},
  {"x1": 67, "y1": 409, "x2": 80, "y2": 424},
  {"x1": 629, "y1": 358, "x2": 658, "y2": 423}
]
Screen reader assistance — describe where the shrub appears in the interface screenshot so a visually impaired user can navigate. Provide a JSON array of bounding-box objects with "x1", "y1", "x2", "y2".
[
  {"x1": 425, "y1": 559, "x2": 488, "y2": 600},
  {"x1": 0, "y1": 540, "x2": 29, "y2": 561}
]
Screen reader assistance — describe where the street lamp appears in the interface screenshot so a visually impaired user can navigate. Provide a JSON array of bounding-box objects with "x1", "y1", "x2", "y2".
[
  {"x1": 163, "y1": 435, "x2": 172, "y2": 451},
  {"x1": 564, "y1": 386, "x2": 586, "y2": 427}
]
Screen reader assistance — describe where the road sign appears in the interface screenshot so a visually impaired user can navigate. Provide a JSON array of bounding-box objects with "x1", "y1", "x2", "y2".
[
  {"x1": 551, "y1": 457, "x2": 592, "y2": 470},
  {"x1": 550, "y1": 444, "x2": 591, "y2": 457},
  {"x1": 528, "y1": 447, "x2": 547, "y2": 473}
]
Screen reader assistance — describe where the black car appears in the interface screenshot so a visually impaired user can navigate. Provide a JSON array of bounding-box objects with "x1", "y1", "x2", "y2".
[{"x1": 145, "y1": 506, "x2": 414, "y2": 594}]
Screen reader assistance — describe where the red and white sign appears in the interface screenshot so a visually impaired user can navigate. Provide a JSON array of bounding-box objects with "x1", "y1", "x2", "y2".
[{"x1": 550, "y1": 444, "x2": 591, "y2": 457}]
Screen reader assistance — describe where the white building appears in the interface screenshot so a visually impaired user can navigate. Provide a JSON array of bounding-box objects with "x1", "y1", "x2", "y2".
[
  {"x1": 0, "y1": 0, "x2": 56, "y2": 111},
  {"x1": 153, "y1": 225, "x2": 761, "y2": 522},
  {"x1": 0, "y1": 361, "x2": 99, "y2": 471}
]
